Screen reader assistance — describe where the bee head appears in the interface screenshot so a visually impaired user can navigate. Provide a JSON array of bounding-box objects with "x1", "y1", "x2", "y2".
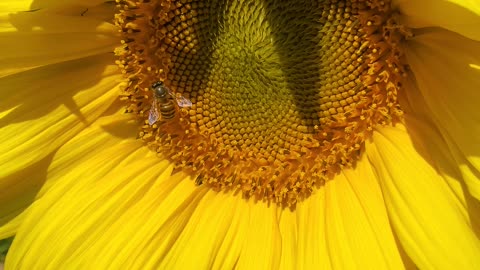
[
  {"x1": 151, "y1": 81, "x2": 163, "y2": 89},
  {"x1": 151, "y1": 81, "x2": 168, "y2": 98}
]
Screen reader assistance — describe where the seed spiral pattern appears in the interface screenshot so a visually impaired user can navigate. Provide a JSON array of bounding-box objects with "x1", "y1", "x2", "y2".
[{"x1": 115, "y1": 0, "x2": 410, "y2": 206}]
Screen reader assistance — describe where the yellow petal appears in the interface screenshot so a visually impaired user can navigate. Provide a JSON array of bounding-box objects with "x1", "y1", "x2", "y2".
[
  {"x1": 295, "y1": 187, "x2": 332, "y2": 270},
  {"x1": 154, "y1": 192, "x2": 281, "y2": 270},
  {"x1": 28, "y1": 0, "x2": 112, "y2": 13},
  {"x1": 6, "y1": 112, "x2": 280, "y2": 269},
  {"x1": 367, "y1": 123, "x2": 480, "y2": 269},
  {"x1": 0, "y1": 211, "x2": 27, "y2": 239},
  {"x1": 0, "y1": 113, "x2": 134, "y2": 236},
  {"x1": 401, "y1": 76, "x2": 480, "y2": 236},
  {"x1": 324, "y1": 156, "x2": 405, "y2": 269},
  {"x1": 36, "y1": 113, "x2": 143, "y2": 195},
  {"x1": 448, "y1": 0, "x2": 480, "y2": 13},
  {"x1": 405, "y1": 28, "x2": 480, "y2": 201},
  {"x1": 235, "y1": 202, "x2": 282, "y2": 270},
  {"x1": 13, "y1": 158, "x2": 183, "y2": 269},
  {"x1": 208, "y1": 198, "x2": 250, "y2": 270},
  {"x1": 0, "y1": 54, "x2": 122, "y2": 224},
  {"x1": 393, "y1": 0, "x2": 480, "y2": 41},
  {"x1": 5, "y1": 112, "x2": 284, "y2": 269},
  {"x1": 278, "y1": 207, "x2": 298, "y2": 270},
  {"x1": 24, "y1": 1, "x2": 115, "y2": 26},
  {"x1": 4, "y1": 114, "x2": 164, "y2": 268},
  {"x1": 159, "y1": 190, "x2": 247, "y2": 270},
  {"x1": 0, "y1": 153, "x2": 51, "y2": 227},
  {"x1": 0, "y1": 8, "x2": 117, "y2": 77},
  {"x1": 0, "y1": 0, "x2": 107, "y2": 14},
  {"x1": 0, "y1": 1, "x2": 32, "y2": 15}
]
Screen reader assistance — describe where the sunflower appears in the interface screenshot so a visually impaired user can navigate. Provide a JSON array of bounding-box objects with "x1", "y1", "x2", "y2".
[{"x1": 1, "y1": 0, "x2": 480, "y2": 269}]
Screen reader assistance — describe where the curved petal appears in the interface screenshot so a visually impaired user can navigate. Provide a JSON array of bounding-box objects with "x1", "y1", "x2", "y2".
[
  {"x1": 403, "y1": 115, "x2": 480, "y2": 237},
  {"x1": 367, "y1": 123, "x2": 480, "y2": 269},
  {"x1": 0, "y1": 53, "x2": 123, "y2": 228},
  {"x1": 278, "y1": 207, "x2": 298, "y2": 270},
  {"x1": 4, "y1": 114, "x2": 157, "y2": 268},
  {"x1": 0, "y1": 212, "x2": 27, "y2": 239},
  {"x1": 0, "y1": 1, "x2": 31, "y2": 15},
  {"x1": 324, "y1": 156, "x2": 405, "y2": 269},
  {"x1": 0, "y1": 152, "x2": 53, "y2": 227},
  {"x1": 0, "y1": 53, "x2": 122, "y2": 180},
  {"x1": 401, "y1": 76, "x2": 480, "y2": 238},
  {"x1": 405, "y1": 28, "x2": 480, "y2": 201},
  {"x1": 2, "y1": 115, "x2": 280, "y2": 269},
  {"x1": 158, "y1": 190, "x2": 247, "y2": 270},
  {"x1": 295, "y1": 187, "x2": 331, "y2": 270},
  {"x1": 0, "y1": 8, "x2": 118, "y2": 78},
  {"x1": 0, "y1": 113, "x2": 135, "y2": 236},
  {"x1": 235, "y1": 202, "x2": 281, "y2": 270},
  {"x1": 5, "y1": 112, "x2": 284, "y2": 269},
  {"x1": 25, "y1": 0, "x2": 114, "y2": 26},
  {"x1": 161, "y1": 193, "x2": 281, "y2": 270},
  {"x1": 393, "y1": 0, "x2": 480, "y2": 41},
  {"x1": 0, "y1": 0, "x2": 107, "y2": 14}
]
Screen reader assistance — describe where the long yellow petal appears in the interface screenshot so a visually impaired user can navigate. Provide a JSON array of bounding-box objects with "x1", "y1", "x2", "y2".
[
  {"x1": 401, "y1": 82, "x2": 480, "y2": 236},
  {"x1": 278, "y1": 207, "x2": 298, "y2": 270},
  {"x1": 324, "y1": 156, "x2": 405, "y2": 269},
  {"x1": 5, "y1": 112, "x2": 283, "y2": 269},
  {"x1": 393, "y1": 0, "x2": 480, "y2": 41},
  {"x1": 4, "y1": 114, "x2": 162, "y2": 268},
  {"x1": 0, "y1": 113, "x2": 135, "y2": 235},
  {"x1": 158, "y1": 189, "x2": 247, "y2": 270},
  {"x1": 0, "y1": 0, "x2": 107, "y2": 15},
  {"x1": 405, "y1": 28, "x2": 480, "y2": 201},
  {"x1": 0, "y1": 56, "x2": 122, "y2": 226},
  {"x1": 0, "y1": 153, "x2": 52, "y2": 227},
  {"x1": 0, "y1": 211, "x2": 27, "y2": 239},
  {"x1": 0, "y1": 7, "x2": 117, "y2": 77},
  {"x1": 0, "y1": 1, "x2": 32, "y2": 15},
  {"x1": 367, "y1": 123, "x2": 480, "y2": 269},
  {"x1": 295, "y1": 187, "x2": 332, "y2": 270},
  {"x1": 235, "y1": 201, "x2": 282, "y2": 270},
  {"x1": 0, "y1": 54, "x2": 121, "y2": 177}
]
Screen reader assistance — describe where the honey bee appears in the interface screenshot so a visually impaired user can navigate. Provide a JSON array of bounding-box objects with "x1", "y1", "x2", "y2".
[{"x1": 148, "y1": 81, "x2": 192, "y2": 125}]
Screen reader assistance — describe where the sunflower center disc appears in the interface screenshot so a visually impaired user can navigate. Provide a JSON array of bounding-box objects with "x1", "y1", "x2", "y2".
[{"x1": 116, "y1": 0, "x2": 408, "y2": 206}]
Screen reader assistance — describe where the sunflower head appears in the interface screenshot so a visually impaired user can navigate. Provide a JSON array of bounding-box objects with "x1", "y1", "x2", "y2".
[{"x1": 115, "y1": 0, "x2": 409, "y2": 206}]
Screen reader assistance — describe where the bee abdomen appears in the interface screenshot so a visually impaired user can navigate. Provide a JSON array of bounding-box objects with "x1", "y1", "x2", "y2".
[{"x1": 159, "y1": 102, "x2": 175, "y2": 119}]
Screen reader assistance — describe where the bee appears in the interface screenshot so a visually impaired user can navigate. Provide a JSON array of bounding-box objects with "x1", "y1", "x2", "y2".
[
  {"x1": 148, "y1": 81, "x2": 192, "y2": 125},
  {"x1": 195, "y1": 175, "x2": 204, "y2": 186}
]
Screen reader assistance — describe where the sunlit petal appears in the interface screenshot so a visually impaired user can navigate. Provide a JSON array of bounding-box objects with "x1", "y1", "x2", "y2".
[
  {"x1": 405, "y1": 28, "x2": 480, "y2": 201},
  {"x1": 393, "y1": 0, "x2": 480, "y2": 40},
  {"x1": 368, "y1": 123, "x2": 480, "y2": 269}
]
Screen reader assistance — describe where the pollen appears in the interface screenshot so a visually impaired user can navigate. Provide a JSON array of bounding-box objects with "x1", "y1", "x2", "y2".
[{"x1": 115, "y1": 0, "x2": 409, "y2": 206}]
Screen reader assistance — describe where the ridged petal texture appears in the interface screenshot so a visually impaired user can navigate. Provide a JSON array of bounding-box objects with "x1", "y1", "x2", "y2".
[
  {"x1": 404, "y1": 28, "x2": 480, "y2": 201},
  {"x1": 367, "y1": 123, "x2": 480, "y2": 269},
  {"x1": 3, "y1": 114, "x2": 407, "y2": 269},
  {"x1": 393, "y1": 0, "x2": 480, "y2": 40},
  {"x1": 0, "y1": 1, "x2": 119, "y2": 231},
  {"x1": 0, "y1": 1, "x2": 118, "y2": 78}
]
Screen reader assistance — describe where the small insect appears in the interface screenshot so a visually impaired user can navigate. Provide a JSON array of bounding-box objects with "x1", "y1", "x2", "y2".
[
  {"x1": 195, "y1": 175, "x2": 204, "y2": 186},
  {"x1": 148, "y1": 81, "x2": 192, "y2": 125},
  {"x1": 80, "y1": 8, "x2": 89, "y2": 16}
]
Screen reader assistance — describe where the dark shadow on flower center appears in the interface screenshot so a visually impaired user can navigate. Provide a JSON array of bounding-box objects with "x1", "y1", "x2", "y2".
[{"x1": 261, "y1": 0, "x2": 323, "y2": 132}]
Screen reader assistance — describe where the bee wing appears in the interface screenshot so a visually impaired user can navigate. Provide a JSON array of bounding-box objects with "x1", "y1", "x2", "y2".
[
  {"x1": 164, "y1": 87, "x2": 192, "y2": 107},
  {"x1": 148, "y1": 102, "x2": 160, "y2": 125},
  {"x1": 175, "y1": 96, "x2": 192, "y2": 107}
]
